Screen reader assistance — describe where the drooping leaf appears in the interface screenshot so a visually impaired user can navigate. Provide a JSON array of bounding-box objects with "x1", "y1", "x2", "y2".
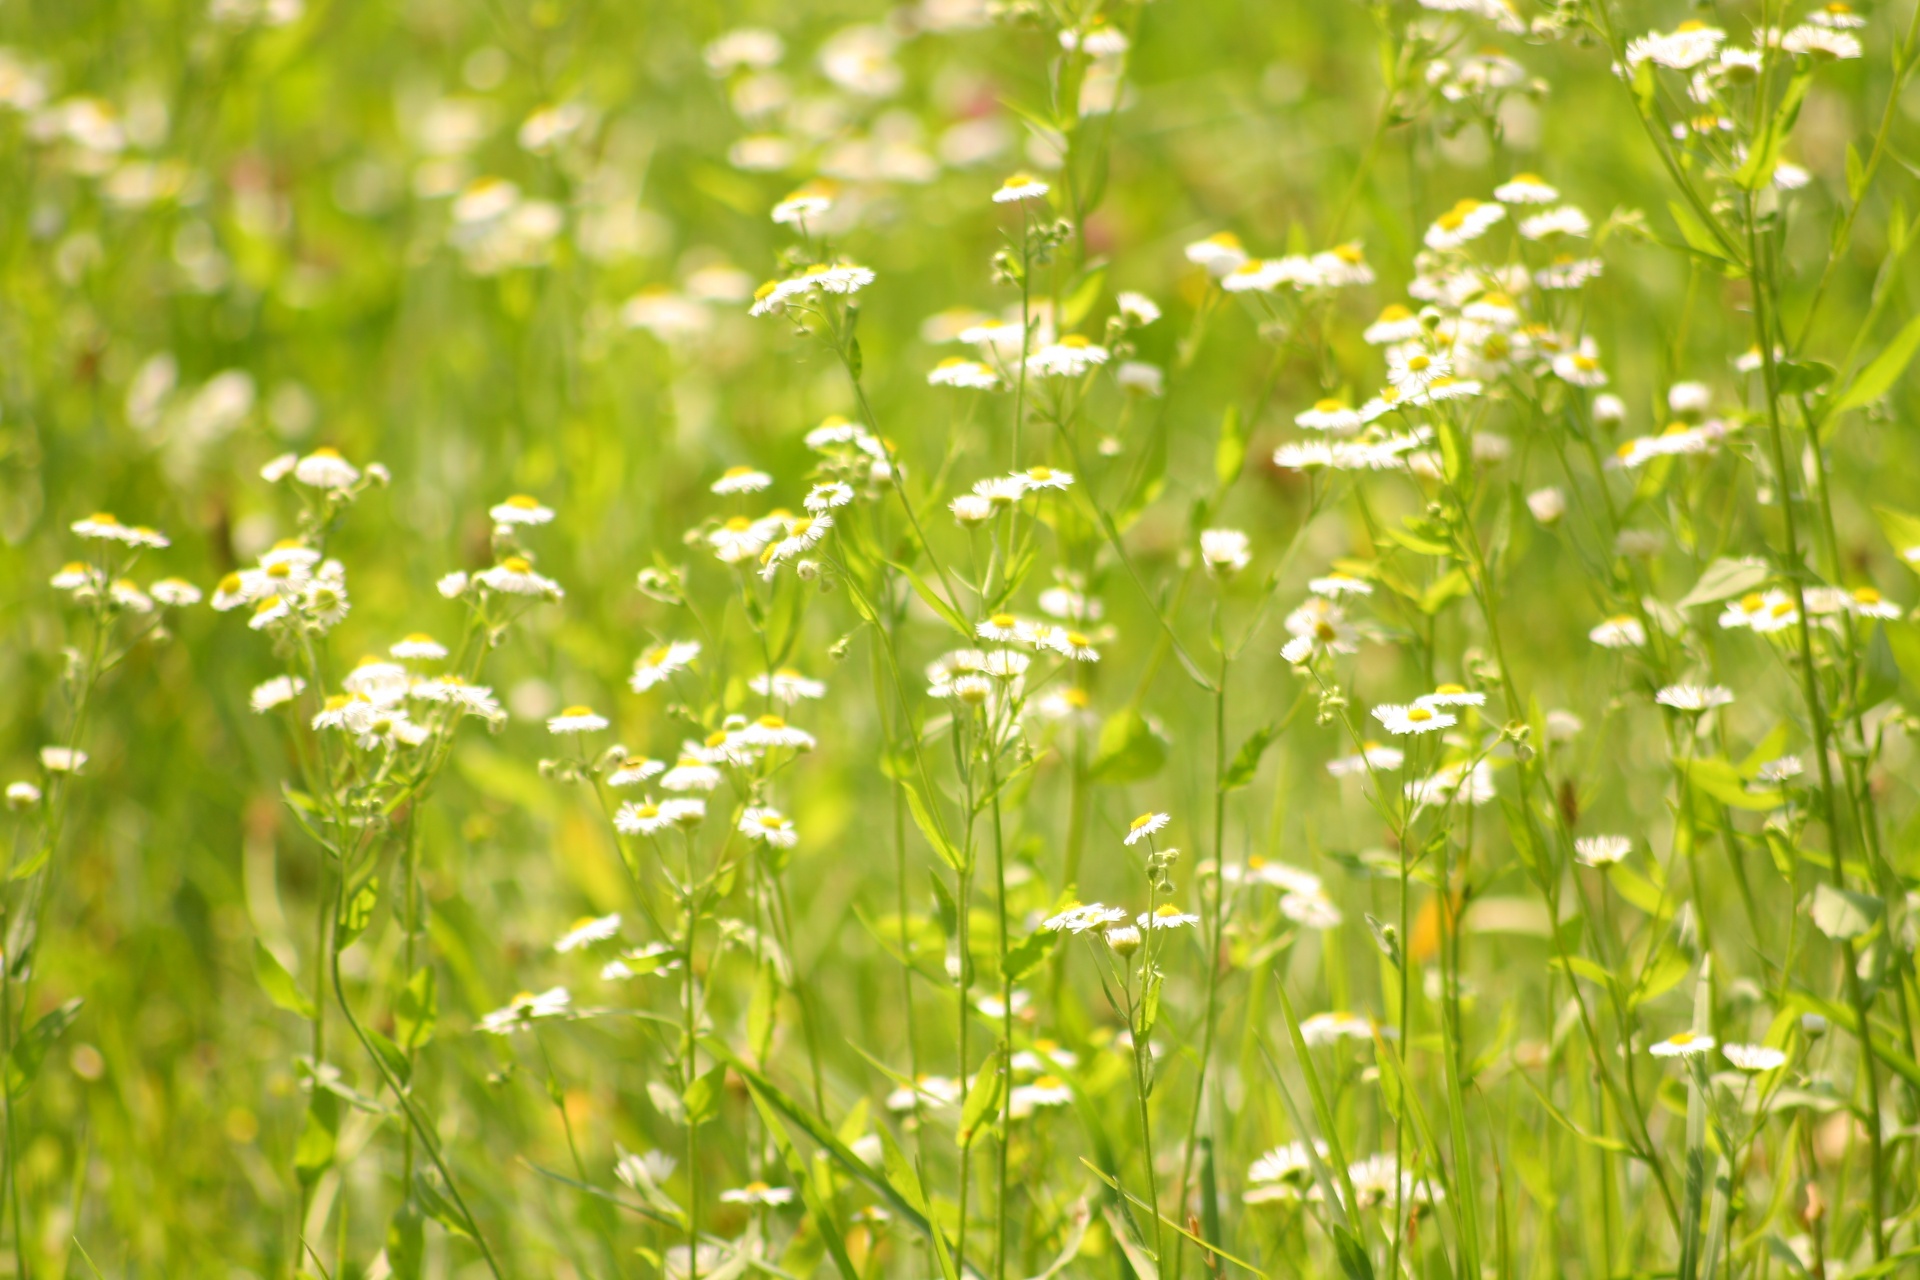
[
  {"x1": 1832, "y1": 310, "x2": 1920, "y2": 415},
  {"x1": 294, "y1": 1089, "x2": 340, "y2": 1190},
  {"x1": 1811, "y1": 882, "x2": 1882, "y2": 941},
  {"x1": 1677, "y1": 557, "x2": 1771, "y2": 609},
  {"x1": 254, "y1": 941, "x2": 318, "y2": 1022},
  {"x1": 1090, "y1": 707, "x2": 1168, "y2": 784},
  {"x1": 1221, "y1": 722, "x2": 1279, "y2": 791},
  {"x1": 5, "y1": 998, "x2": 82, "y2": 1096}
]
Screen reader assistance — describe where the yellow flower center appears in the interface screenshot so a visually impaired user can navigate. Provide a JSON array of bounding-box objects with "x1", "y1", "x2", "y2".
[
  {"x1": 1314, "y1": 398, "x2": 1345, "y2": 412},
  {"x1": 1206, "y1": 232, "x2": 1242, "y2": 249},
  {"x1": 1407, "y1": 354, "x2": 1431, "y2": 372},
  {"x1": 1771, "y1": 600, "x2": 1794, "y2": 617},
  {"x1": 1129, "y1": 813, "x2": 1156, "y2": 831},
  {"x1": 1853, "y1": 587, "x2": 1881, "y2": 604},
  {"x1": 88, "y1": 512, "x2": 119, "y2": 525},
  {"x1": 218, "y1": 572, "x2": 243, "y2": 594},
  {"x1": 1333, "y1": 243, "x2": 1363, "y2": 263},
  {"x1": 724, "y1": 465, "x2": 755, "y2": 478},
  {"x1": 991, "y1": 613, "x2": 1017, "y2": 628},
  {"x1": 1064, "y1": 689, "x2": 1090, "y2": 708},
  {"x1": 1676, "y1": 19, "x2": 1706, "y2": 31},
  {"x1": 1407, "y1": 707, "x2": 1434, "y2": 722},
  {"x1": 705, "y1": 731, "x2": 729, "y2": 748},
  {"x1": 1377, "y1": 305, "x2": 1411, "y2": 322},
  {"x1": 759, "y1": 814, "x2": 785, "y2": 829},
  {"x1": 1435, "y1": 683, "x2": 1466, "y2": 695},
  {"x1": 560, "y1": 706, "x2": 593, "y2": 718},
  {"x1": 311, "y1": 446, "x2": 343, "y2": 459},
  {"x1": 725, "y1": 516, "x2": 753, "y2": 531},
  {"x1": 1315, "y1": 621, "x2": 1338, "y2": 641},
  {"x1": 1061, "y1": 335, "x2": 1090, "y2": 348},
  {"x1": 637, "y1": 804, "x2": 660, "y2": 819},
  {"x1": 1669, "y1": 1031, "x2": 1696, "y2": 1045},
  {"x1": 1573, "y1": 355, "x2": 1599, "y2": 371},
  {"x1": 1003, "y1": 172, "x2": 1035, "y2": 188},
  {"x1": 1739, "y1": 593, "x2": 1764, "y2": 612},
  {"x1": 1027, "y1": 466, "x2": 1054, "y2": 481},
  {"x1": 501, "y1": 556, "x2": 532, "y2": 573},
  {"x1": 757, "y1": 715, "x2": 786, "y2": 729},
  {"x1": 506, "y1": 494, "x2": 540, "y2": 508},
  {"x1": 788, "y1": 518, "x2": 814, "y2": 537},
  {"x1": 1065, "y1": 631, "x2": 1090, "y2": 648}
]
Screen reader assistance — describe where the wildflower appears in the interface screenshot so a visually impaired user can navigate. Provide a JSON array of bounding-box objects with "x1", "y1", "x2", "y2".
[
  {"x1": 1296, "y1": 399, "x2": 1364, "y2": 433},
  {"x1": 548, "y1": 706, "x2": 609, "y2": 735},
  {"x1": 1103, "y1": 924, "x2": 1143, "y2": 955},
  {"x1": 712, "y1": 465, "x2": 772, "y2": 496},
  {"x1": 1281, "y1": 598, "x2": 1360, "y2": 664},
  {"x1": 740, "y1": 807, "x2": 798, "y2": 848},
  {"x1": 631, "y1": 640, "x2": 701, "y2": 693},
  {"x1": 1783, "y1": 24, "x2": 1862, "y2": 59},
  {"x1": 109, "y1": 580, "x2": 154, "y2": 613},
  {"x1": 1199, "y1": 528, "x2": 1251, "y2": 577},
  {"x1": 721, "y1": 1182, "x2": 796, "y2": 1207},
  {"x1": 1536, "y1": 256, "x2": 1605, "y2": 290},
  {"x1": 1309, "y1": 572, "x2": 1373, "y2": 598},
  {"x1": 489, "y1": 494, "x2": 555, "y2": 525},
  {"x1": 607, "y1": 757, "x2": 664, "y2": 787},
  {"x1": 1116, "y1": 292, "x2": 1160, "y2": 326},
  {"x1": 1300, "y1": 1012, "x2": 1375, "y2": 1046},
  {"x1": 750, "y1": 668, "x2": 827, "y2": 704},
  {"x1": 761, "y1": 514, "x2": 833, "y2": 574},
  {"x1": 1723, "y1": 1043, "x2": 1788, "y2": 1073},
  {"x1": 1245, "y1": 1141, "x2": 1329, "y2": 1202},
  {"x1": 555, "y1": 914, "x2": 621, "y2": 952},
  {"x1": 1519, "y1": 206, "x2": 1591, "y2": 240},
  {"x1": 1649, "y1": 1031, "x2": 1716, "y2": 1058},
  {"x1": 1048, "y1": 629, "x2": 1101, "y2": 662},
  {"x1": 710, "y1": 516, "x2": 770, "y2": 564},
  {"x1": 1363, "y1": 305, "x2": 1423, "y2": 347},
  {"x1": 929, "y1": 357, "x2": 1000, "y2": 389},
  {"x1": 1626, "y1": 22, "x2": 1726, "y2": 71},
  {"x1": 391, "y1": 633, "x2": 448, "y2": 661},
  {"x1": 437, "y1": 572, "x2": 469, "y2": 598},
  {"x1": 1424, "y1": 199, "x2": 1505, "y2": 251},
  {"x1": 1552, "y1": 346, "x2": 1609, "y2": 388},
  {"x1": 661, "y1": 755, "x2": 723, "y2": 792},
  {"x1": 885, "y1": 1075, "x2": 962, "y2": 1112},
  {"x1": 1527, "y1": 487, "x2": 1566, "y2": 524},
  {"x1": 1328, "y1": 743, "x2": 1404, "y2": 776},
  {"x1": 1023, "y1": 465, "x2": 1073, "y2": 492},
  {"x1": 1494, "y1": 173, "x2": 1559, "y2": 204},
  {"x1": 1026, "y1": 336, "x2": 1109, "y2": 378},
  {"x1": 5, "y1": 782, "x2": 41, "y2": 810},
  {"x1": 1139, "y1": 903, "x2": 1199, "y2": 929},
  {"x1": 1185, "y1": 232, "x2": 1249, "y2": 276},
  {"x1": 1589, "y1": 615, "x2": 1647, "y2": 649},
  {"x1": 1372, "y1": 704, "x2": 1456, "y2": 736},
  {"x1": 1009, "y1": 1075, "x2": 1074, "y2": 1117},
  {"x1": 1847, "y1": 586, "x2": 1900, "y2": 619},
  {"x1": 1575, "y1": 835, "x2": 1632, "y2": 866},
  {"x1": 51, "y1": 563, "x2": 99, "y2": 592},
  {"x1": 1387, "y1": 348, "x2": 1451, "y2": 392},
  {"x1": 1655, "y1": 683, "x2": 1734, "y2": 712},
  {"x1": 476, "y1": 556, "x2": 563, "y2": 598},
  {"x1": 1417, "y1": 684, "x2": 1485, "y2": 708},
  {"x1": 993, "y1": 172, "x2": 1049, "y2": 203},
  {"x1": 40, "y1": 747, "x2": 87, "y2": 774},
  {"x1": 1756, "y1": 755, "x2": 1803, "y2": 786},
  {"x1": 771, "y1": 189, "x2": 832, "y2": 225},
  {"x1": 410, "y1": 676, "x2": 504, "y2": 722},
  {"x1": 150, "y1": 578, "x2": 202, "y2": 607},
  {"x1": 293, "y1": 447, "x2": 361, "y2": 490},
  {"x1": 945, "y1": 494, "x2": 993, "y2": 527},
  {"x1": 1124, "y1": 812, "x2": 1170, "y2": 845},
  {"x1": 1042, "y1": 902, "x2": 1129, "y2": 933},
  {"x1": 1116, "y1": 361, "x2": 1165, "y2": 396},
  {"x1": 478, "y1": 987, "x2": 571, "y2": 1034},
  {"x1": 735, "y1": 714, "x2": 817, "y2": 752},
  {"x1": 615, "y1": 797, "x2": 706, "y2": 836}
]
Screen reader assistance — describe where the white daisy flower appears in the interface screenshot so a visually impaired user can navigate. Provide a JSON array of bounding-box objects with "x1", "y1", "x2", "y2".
[
  {"x1": 293, "y1": 447, "x2": 361, "y2": 490},
  {"x1": 6, "y1": 782, "x2": 42, "y2": 809},
  {"x1": 1363, "y1": 305, "x2": 1424, "y2": 347},
  {"x1": 39, "y1": 747, "x2": 87, "y2": 774},
  {"x1": 950, "y1": 495, "x2": 994, "y2": 526},
  {"x1": 479, "y1": 987, "x2": 571, "y2": 1034},
  {"x1": 150, "y1": 578, "x2": 202, "y2": 607},
  {"x1": 1327, "y1": 743, "x2": 1404, "y2": 776},
  {"x1": 607, "y1": 757, "x2": 664, "y2": 788},
  {"x1": 712, "y1": 465, "x2": 773, "y2": 495},
  {"x1": 631, "y1": 640, "x2": 701, "y2": 693},
  {"x1": 1116, "y1": 361, "x2": 1165, "y2": 396},
  {"x1": 1423, "y1": 199, "x2": 1505, "y2": 251},
  {"x1": 1124, "y1": 812, "x2": 1170, "y2": 845},
  {"x1": 1048, "y1": 628, "x2": 1101, "y2": 662},
  {"x1": 1493, "y1": 173, "x2": 1559, "y2": 204},
  {"x1": 928, "y1": 357, "x2": 1000, "y2": 390},
  {"x1": 1280, "y1": 598, "x2": 1360, "y2": 663},
  {"x1": 1757, "y1": 756, "x2": 1803, "y2": 785},
  {"x1": 750, "y1": 668, "x2": 827, "y2": 704},
  {"x1": 1373, "y1": 703, "x2": 1455, "y2": 736},
  {"x1": 1655, "y1": 683, "x2": 1734, "y2": 712},
  {"x1": 1386, "y1": 348, "x2": 1452, "y2": 392},
  {"x1": 615, "y1": 797, "x2": 705, "y2": 836},
  {"x1": 1588, "y1": 615, "x2": 1647, "y2": 649},
  {"x1": 1009, "y1": 1075, "x2": 1074, "y2": 1117},
  {"x1": 250, "y1": 675, "x2": 306, "y2": 713},
  {"x1": 1295, "y1": 399, "x2": 1365, "y2": 434},
  {"x1": 1519, "y1": 206, "x2": 1591, "y2": 240},
  {"x1": 733, "y1": 714, "x2": 816, "y2": 752},
  {"x1": 1138, "y1": 904, "x2": 1199, "y2": 930},
  {"x1": 1116, "y1": 292, "x2": 1161, "y2": 326},
  {"x1": 1527, "y1": 488, "x2": 1567, "y2": 524},
  {"x1": 489, "y1": 494, "x2": 555, "y2": 525},
  {"x1": 555, "y1": 914, "x2": 621, "y2": 953},
  {"x1": 1847, "y1": 586, "x2": 1900, "y2": 619},
  {"x1": 771, "y1": 189, "x2": 832, "y2": 225},
  {"x1": 476, "y1": 556, "x2": 563, "y2": 598},
  {"x1": 659, "y1": 754, "x2": 723, "y2": 792},
  {"x1": 1416, "y1": 683, "x2": 1485, "y2": 708},
  {"x1": 1042, "y1": 902, "x2": 1130, "y2": 933},
  {"x1": 1625, "y1": 22, "x2": 1726, "y2": 71},
  {"x1": 1026, "y1": 336, "x2": 1110, "y2": 378},
  {"x1": 1574, "y1": 835, "x2": 1632, "y2": 866},
  {"x1": 1308, "y1": 573, "x2": 1373, "y2": 598},
  {"x1": 71, "y1": 512, "x2": 135, "y2": 543},
  {"x1": 1649, "y1": 1031, "x2": 1715, "y2": 1058},
  {"x1": 1021, "y1": 465, "x2": 1073, "y2": 491},
  {"x1": 1723, "y1": 1043, "x2": 1788, "y2": 1073},
  {"x1": 720, "y1": 1182, "x2": 796, "y2": 1206},
  {"x1": 1783, "y1": 24, "x2": 1861, "y2": 58},
  {"x1": 1199, "y1": 528, "x2": 1251, "y2": 577},
  {"x1": 992, "y1": 172, "x2": 1050, "y2": 203},
  {"x1": 1184, "y1": 232, "x2": 1249, "y2": 276},
  {"x1": 740, "y1": 806, "x2": 798, "y2": 848}
]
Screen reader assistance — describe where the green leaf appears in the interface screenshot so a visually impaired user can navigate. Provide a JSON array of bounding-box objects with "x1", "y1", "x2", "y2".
[
  {"x1": 386, "y1": 1202, "x2": 425, "y2": 1280},
  {"x1": 1214, "y1": 404, "x2": 1246, "y2": 490},
  {"x1": 1090, "y1": 707, "x2": 1168, "y2": 784},
  {"x1": 295, "y1": 1090, "x2": 340, "y2": 1190},
  {"x1": 1811, "y1": 883, "x2": 1882, "y2": 941},
  {"x1": 411, "y1": 1171, "x2": 473, "y2": 1239},
  {"x1": 1847, "y1": 140, "x2": 1868, "y2": 204},
  {"x1": 1677, "y1": 557, "x2": 1771, "y2": 609},
  {"x1": 1631, "y1": 945, "x2": 1692, "y2": 1007},
  {"x1": 5, "y1": 998, "x2": 82, "y2": 1096},
  {"x1": 1418, "y1": 567, "x2": 1470, "y2": 616},
  {"x1": 1776, "y1": 360, "x2": 1835, "y2": 395},
  {"x1": 1681, "y1": 756, "x2": 1783, "y2": 811},
  {"x1": 335, "y1": 875, "x2": 380, "y2": 950},
  {"x1": 364, "y1": 1026, "x2": 411, "y2": 1089},
  {"x1": 748, "y1": 1090, "x2": 862, "y2": 1280},
  {"x1": 1873, "y1": 505, "x2": 1920, "y2": 560},
  {"x1": 1221, "y1": 722, "x2": 1279, "y2": 791},
  {"x1": 1733, "y1": 68, "x2": 1812, "y2": 191},
  {"x1": 1667, "y1": 199, "x2": 1736, "y2": 266},
  {"x1": 1003, "y1": 928, "x2": 1056, "y2": 984},
  {"x1": 1061, "y1": 267, "x2": 1106, "y2": 329},
  {"x1": 957, "y1": 1057, "x2": 1003, "y2": 1146},
  {"x1": 253, "y1": 941, "x2": 318, "y2": 1022},
  {"x1": 394, "y1": 967, "x2": 437, "y2": 1051},
  {"x1": 1831, "y1": 310, "x2": 1920, "y2": 414},
  {"x1": 902, "y1": 781, "x2": 965, "y2": 872},
  {"x1": 1861, "y1": 622, "x2": 1902, "y2": 709},
  {"x1": 887, "y1": 559, "x2": 972, "y2": 640},
  {"x1": 683, "y1": 1062, "x2": 728, "y2": 1127}
]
